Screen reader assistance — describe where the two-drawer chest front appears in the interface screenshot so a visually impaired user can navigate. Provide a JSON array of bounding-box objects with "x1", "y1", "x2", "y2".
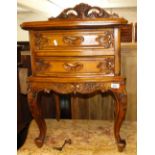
[{"x1": 29, "y1": 28, "x2": 120, "y2": 77}]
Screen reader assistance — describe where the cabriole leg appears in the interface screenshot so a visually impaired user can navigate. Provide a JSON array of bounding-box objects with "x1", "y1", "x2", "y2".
[
  {"x1": 112, "y1": 89, "x2": 127, "y2": 152},
  {"x1": 27, "y1": 88, "x2": 47, "y2": 148}
]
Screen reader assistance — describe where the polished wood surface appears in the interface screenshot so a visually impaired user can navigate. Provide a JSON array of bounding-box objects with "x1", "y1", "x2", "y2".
[
  {"x1": 21, "y1": 3, "x2": 128, "y2": 151},
  {"x1": 32, "y1": 29, "x2": 114, "y2": 49},
  {"x1": 33, "y1": 56, "x2": 115, "y2": 76},
  {"x1": 21, "y1": 18, "x2": 127, "y2": 30}
]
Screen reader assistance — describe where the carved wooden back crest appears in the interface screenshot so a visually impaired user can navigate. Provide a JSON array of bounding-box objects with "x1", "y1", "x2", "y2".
[{"x1": 49, "y1": 3, "x2": 119, "y2": 20}]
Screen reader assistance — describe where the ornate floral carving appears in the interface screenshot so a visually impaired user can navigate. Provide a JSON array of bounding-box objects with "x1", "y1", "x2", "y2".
[
  {"x1": 63, "y1": 62, "x2": 83, "y2": 72},
  {"x1": 49, "y1": 3, "x2": 119, "y2": 19},
  {"x1": 34, "y1": 32, "x2": 50, "y2": 50},
  {"x1": 97, "y1": 57, "x2": 114, "y2": 74},
  {"x1": 35, "y1": 59, "x2": 51, "y2": 72},
  {"x1": 28, "y1": 82, "x2": 113, "y2": 95},
  {"x1": 96, "y1": 31, "x2": 114, "y2": 48},
  {"x1": 63, "y1": 36, "x2": 84, "y2": 45},
  {"x1": 75, "y1": 83, "x2": 107, "y2": 94}
]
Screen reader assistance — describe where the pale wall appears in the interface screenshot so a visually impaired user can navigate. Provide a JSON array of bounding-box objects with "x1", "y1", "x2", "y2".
[
  {"x1": 106, "y1": 8, "x2": 137, "y2": 23},
  {"x1": 17, "y1": 12, "x2": 48, "y2": 41}
]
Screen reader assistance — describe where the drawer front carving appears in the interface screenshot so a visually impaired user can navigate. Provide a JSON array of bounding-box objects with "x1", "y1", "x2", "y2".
[
  {"x1": 35, "y1": 59, "x2": 52, "y2": 72},
  {"x1": 33, "y1": 56, "x2": 114, "y2": 76},
  {"x1": 96, "y1": 31, "x2": 114, "y2": 48},
  {"x1": 97, "y1": 57, "x2": 114, "y2": 74},
  {"x1": 33, "y1": 29, "x2": 114, "y2": 50}
]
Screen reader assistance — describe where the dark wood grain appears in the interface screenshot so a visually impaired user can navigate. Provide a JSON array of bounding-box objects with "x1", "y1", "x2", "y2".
[
  {"x1": 121, "y1": 23, "x2": 133, "y2": 42},
  {"x1": 51, "y1": 3, "x2": 119, "y2": 19},
  {"x1": 135, "y1": 23, "x2": 137, "y2": 42}
]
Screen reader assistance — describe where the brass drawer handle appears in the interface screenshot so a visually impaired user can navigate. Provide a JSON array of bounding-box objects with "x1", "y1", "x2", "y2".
[
  {"x1": 63, "y1": 62, "x2": 83, "y2": 72},
  {"x1": 63, "y1": 36, "x2": 84, "y2": 45}
]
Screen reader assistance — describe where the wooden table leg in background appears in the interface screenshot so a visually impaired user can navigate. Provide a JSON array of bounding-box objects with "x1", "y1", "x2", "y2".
[
  {"x1": 71, "y1": 95, "x2": 79, "y2": 119},
  {"x1": 53, "y1": 93, "x2": 60, "y2": 121},
  {"x1": 27, "y1": 88, "x2": 47, "y2": 148}
]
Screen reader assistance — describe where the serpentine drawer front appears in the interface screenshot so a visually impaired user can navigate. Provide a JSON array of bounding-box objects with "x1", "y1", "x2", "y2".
[
  {"x1": 21, "y1": 3, "x2": 128, "y2": 152},
  {"x1": 33, "y1": 29, "x2": 114, "y2": 50},
  {"x1": 33, "y1": 56, "x2": 115, "y2": 76}
]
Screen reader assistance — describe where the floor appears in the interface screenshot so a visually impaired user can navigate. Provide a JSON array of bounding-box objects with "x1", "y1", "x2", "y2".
[{"x1": 18, "y1": 119, "x2": 137, "y2": 155}]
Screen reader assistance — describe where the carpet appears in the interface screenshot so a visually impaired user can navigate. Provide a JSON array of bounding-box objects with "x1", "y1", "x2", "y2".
[{"x1": 18, "y1": 119, "x2": 136, "y2": 155}]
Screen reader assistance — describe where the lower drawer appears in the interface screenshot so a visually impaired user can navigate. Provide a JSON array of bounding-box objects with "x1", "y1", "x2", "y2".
[{"x1": 33, "y1": 56, "x2": 115, "y2": 77}]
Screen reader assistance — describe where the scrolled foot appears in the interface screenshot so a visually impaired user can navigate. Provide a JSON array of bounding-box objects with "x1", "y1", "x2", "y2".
[
  {"x1": 35, "y1": 137, "x2": 45, "y2": 148},
  {"x1": 117, "y1": 139, "x2": 126, "y2": 152}
]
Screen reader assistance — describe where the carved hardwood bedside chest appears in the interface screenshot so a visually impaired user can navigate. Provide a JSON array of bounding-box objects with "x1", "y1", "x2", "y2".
[{"x1": 21, "y1": 3, "x2": 128, "y2": 152}]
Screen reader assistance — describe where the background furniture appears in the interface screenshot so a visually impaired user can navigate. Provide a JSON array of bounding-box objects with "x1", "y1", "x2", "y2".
[
  {"x1": 17, "y1": 44, "x2": 32, "y2": 149},
  {"x1": 21, "y1": 3, "x2": 129, "y2": 152},
  {"x1": 121, "y1": 23, "x2": 133, "y2": 42}
]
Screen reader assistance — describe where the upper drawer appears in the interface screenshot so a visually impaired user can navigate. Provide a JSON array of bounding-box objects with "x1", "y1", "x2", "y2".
[{"x1": 32, "y1": 29, "x2": 114, "y2": 50}]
